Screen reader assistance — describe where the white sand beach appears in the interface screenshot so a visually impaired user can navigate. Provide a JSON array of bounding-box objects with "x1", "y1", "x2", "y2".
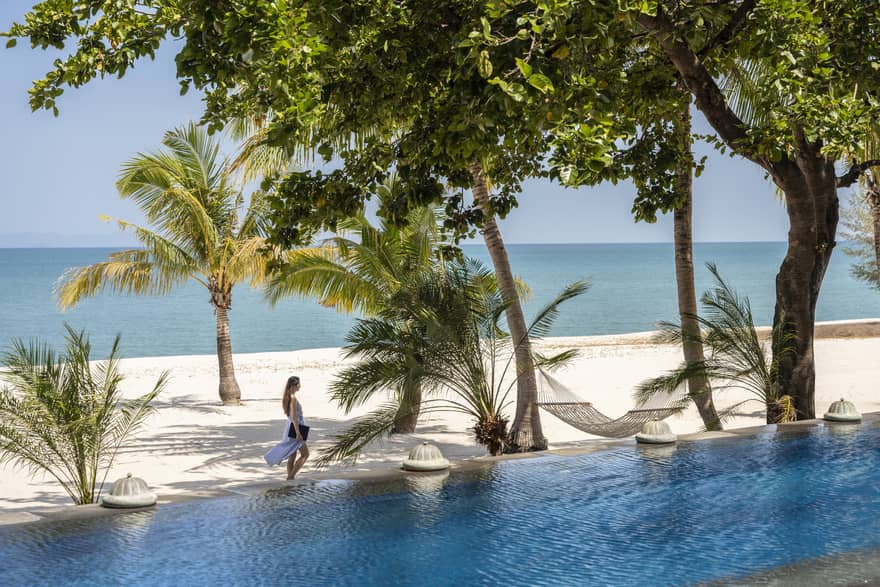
[{"x1": 2, "y1": 322, "x2": 879, "y2": 514}]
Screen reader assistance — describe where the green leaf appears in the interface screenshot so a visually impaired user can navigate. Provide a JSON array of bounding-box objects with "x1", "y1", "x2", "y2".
[
  {"x1": 478, "y1": 50, "x2": 493, "y2": 78},
  {"x1": 515, "y1": 58, "x2": 532, "y2": 78},
  {"x1": 508, "y1": 82, "x2": 526, "y2": 102},
  {"x1": 5, "y1": 38, "x2": 17, "y2": 49},
  {"x1": 527, "y1": 73, "x2": 554, "y2": 94},
  {"x1": 551, "y1": 44, "x2": 570, "y2": 60}
]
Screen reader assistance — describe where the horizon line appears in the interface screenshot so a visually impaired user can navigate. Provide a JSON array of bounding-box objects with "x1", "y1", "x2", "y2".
[{"x1": 0, "y1": 240, "x2": 794, "y2": 249}]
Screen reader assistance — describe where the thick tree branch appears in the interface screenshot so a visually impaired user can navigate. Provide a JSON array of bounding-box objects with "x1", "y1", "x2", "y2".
[
  {"x1": 635, "y1": 10, "x2": 765, "y2": 168},
  {"x1": 837, "y1": 159, "x2": 880, "y2": 188},
  {"x1": 697, "y1": 0, "x2": 756, "y2": 59}
]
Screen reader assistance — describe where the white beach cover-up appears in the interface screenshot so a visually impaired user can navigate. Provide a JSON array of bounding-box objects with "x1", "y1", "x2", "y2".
[{"x1": 264, "y1": 401, "x2": 306, "y2": 466}]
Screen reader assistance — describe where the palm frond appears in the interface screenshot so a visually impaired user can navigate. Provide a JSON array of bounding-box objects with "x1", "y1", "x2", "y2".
[
  {"x1": 313, "y1": 403, "x2": 400, "y2": 468},
  {"x1": 265, "y1": 245, "x2": 385, "y2": 313},
  {"x1": 638, "y1": 263, "x2": 795, "y2": 423},
  {"x1": 533, "y1": 349, "x2": 580, "y2": 372}
]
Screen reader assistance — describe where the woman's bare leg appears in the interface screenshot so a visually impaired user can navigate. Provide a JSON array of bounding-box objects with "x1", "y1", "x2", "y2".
[
  {"x1": 290, "y1": 444, "x2": 310, "y2": 479},
  {"x1": 286, "y1": 451, "x2": 298, "y2": 480}
]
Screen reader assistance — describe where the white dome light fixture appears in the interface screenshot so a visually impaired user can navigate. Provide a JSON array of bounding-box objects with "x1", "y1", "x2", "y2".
[
  {"x1": 100, "y1": 473, "x2": 158, "y2": 508},
  {"x1": 823, "y1": 398, "x2": 862, "y2": 422},
  {"x1": 402, "y1": 442, "x2": 450, "y2": 471},
  {"x1": 635, "y1": 419, "x2": 677, "y2": 444}
]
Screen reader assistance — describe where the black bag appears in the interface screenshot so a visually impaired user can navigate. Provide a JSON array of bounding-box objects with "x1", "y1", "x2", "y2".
[{"x1": 288, "y1": 423, "x2": 310, "y2": 441}]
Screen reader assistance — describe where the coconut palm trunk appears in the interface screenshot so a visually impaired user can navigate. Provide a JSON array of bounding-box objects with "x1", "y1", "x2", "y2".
[
  {"x1": 672, "y1": 103, "x2": 721, "y2": 430},
  {"x1": 469, "y1": 161, "x2": 546, "y2": 452},
  {"x1": 211, "y1": 279, "x2": 241, "y2": 405},
  {"x1": 866, "y1": 173, "x2": 880, "y2": 282},
  {"x1": 391, "y1": 378, "x2": 421, "y2": 433}
]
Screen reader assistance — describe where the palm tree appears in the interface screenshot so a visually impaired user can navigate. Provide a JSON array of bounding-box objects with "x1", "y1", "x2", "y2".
[
  {"x1": 670, "y1": 97, "x2": 721, "y2": 430},
  {"x1": 317, "y1": 259, "x2": 586, "y2": 465},
  {"x1": 636, "y1": 263, "x2": 796, "y2": 425},
  {"x1": 469, "y1": 161, "x2": 545, "y2": 453},
  {"x1": 265, "y1": 176, "x2": 451, "y2": 432},
  {"x1": 0, "y1": 326, "x2": 166, "y2": 505},
  {"x1": 56, "y1": 123, "x2": 272, "y2": 405}
]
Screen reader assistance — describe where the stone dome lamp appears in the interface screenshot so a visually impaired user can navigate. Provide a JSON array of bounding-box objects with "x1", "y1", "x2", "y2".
[
  {"x1": 100, "y1": 473, "x2": 158, "y2": 508},
  {"x1": 823, "y1": 398, "x2": 862, "y2": 422},
  {"x1": 402, "y1": 442, "x2": 450, "y2": 471},
  {"x1": 635, "y1": 419, "x2": 677, "y2": 444}
]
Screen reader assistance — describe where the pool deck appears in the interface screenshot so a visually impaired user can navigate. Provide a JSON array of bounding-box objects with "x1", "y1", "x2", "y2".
[{"x1": 1, "y1": 411, "x2": 877, "y2": 529}]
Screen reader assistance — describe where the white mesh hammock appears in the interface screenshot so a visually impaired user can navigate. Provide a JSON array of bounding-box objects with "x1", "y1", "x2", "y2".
[{"x1": 536, "y1": 369, "x2": 678, "y2": 438}]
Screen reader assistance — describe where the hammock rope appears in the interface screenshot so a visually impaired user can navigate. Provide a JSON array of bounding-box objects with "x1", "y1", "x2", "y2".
[{"x1": 535, "y1": 369, "x2": 677, "y2": 438}]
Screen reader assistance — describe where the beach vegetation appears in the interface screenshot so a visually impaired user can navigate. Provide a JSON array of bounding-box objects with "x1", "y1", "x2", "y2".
[
  {"x1": 636, "y1": 264, "x2": 796, "y2": 425},
  {"x1": 596, "y1": 74, "x2": 722, "y2": 430},
  {"x1": 668, "y1": 104, "x2": 721, "y2": 431},
  {"x1": 0, "y1": 326, "x2": 166, "y2": 505},
  {"x1": 317, "y1": 260, "x2": 585, "y2": 465},
  {"x1": 466, "y1": 1, "x2": 880, "y2": 422},
  {"x1": 55, "y1": 123, "x2": 273, "y2": 405},
  {"x1": 4, "y1": 0, "x2": 576, "y2": 452},
  {"x1": 10, "y1": 0, "x2": 880, "y2": 425},
  {"x1": 606, "y1": 2, "x2": 880, "y2": 421},
  {"x1": 841, "y1": 176, "x2": 880, "y2": 290},
  {"x1": 266, "y1": 175, "x2": 455, "y2": 433}
]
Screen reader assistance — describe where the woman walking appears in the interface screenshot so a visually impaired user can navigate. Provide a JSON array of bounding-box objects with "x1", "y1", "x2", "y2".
[{"x1": 264, "y1": 376, "x2": 310, "y2": 480}]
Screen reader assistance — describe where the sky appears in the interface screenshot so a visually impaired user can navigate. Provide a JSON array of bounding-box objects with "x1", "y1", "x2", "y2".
[{"x1": 0, "y1": 2, "x2": 801, "y2": 246}]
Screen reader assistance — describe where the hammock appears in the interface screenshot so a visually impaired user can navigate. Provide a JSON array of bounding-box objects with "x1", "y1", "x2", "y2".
[{"x1": 535, "y1": 369, "x2": 678, "y2": 438}]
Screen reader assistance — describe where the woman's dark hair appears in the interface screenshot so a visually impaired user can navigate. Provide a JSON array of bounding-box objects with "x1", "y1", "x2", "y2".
[{"x1": 282, "y1": 376, "x2": 300, "y2": 417}]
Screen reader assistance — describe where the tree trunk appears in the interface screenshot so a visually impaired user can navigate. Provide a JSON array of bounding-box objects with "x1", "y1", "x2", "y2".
[
  {"x1": 469, "y1": 162, "x2": 546, "y2": 452},
  {"x1": 768, "y1": 140, "x2": 838, "y2": 422},
  {"x1": 672, "y1": 104, "x2": 721, "y2": 430},
  {"x1": 634, "y1": 12, "x2": 840, "y2": 423},
  {"x1": 213, "y1": 285, "x2": 242, "y2": 405},
  {"x1": 391, "y1": 381, "x2": 421, "y2": 434},
  {"x1": 866, "y1": 174, "x2": 880, "y2": 282}
]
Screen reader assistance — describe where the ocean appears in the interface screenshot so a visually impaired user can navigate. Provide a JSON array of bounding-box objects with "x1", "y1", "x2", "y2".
[{"x1": 0, "y1": 243, "x2": 878, "y2": 360}]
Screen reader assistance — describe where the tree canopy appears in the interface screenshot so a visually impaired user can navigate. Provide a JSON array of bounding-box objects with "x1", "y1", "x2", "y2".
[{"x1": 8, "y1": 0, "x2": 880, "y2": 419}]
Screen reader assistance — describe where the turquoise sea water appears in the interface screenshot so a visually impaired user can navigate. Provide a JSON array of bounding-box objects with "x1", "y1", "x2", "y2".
[{"x1": 0, "y1": 242, "x2": 878, "y2": 359}]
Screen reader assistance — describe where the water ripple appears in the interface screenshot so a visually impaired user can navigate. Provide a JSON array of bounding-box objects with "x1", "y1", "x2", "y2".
[{"x1": 1, "y1": 423, "x2": 879, "y2": 586}]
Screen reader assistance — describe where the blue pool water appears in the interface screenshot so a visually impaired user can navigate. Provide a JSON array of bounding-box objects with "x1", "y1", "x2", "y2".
[
  {"x1": 1, "y1": 242, "x2": 879, "y2": 359},
  {"x1": 1, "y1": 421, "x2": 878, "y2": 586}
]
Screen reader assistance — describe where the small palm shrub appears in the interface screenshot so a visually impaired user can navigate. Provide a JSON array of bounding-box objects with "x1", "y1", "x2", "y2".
[
  {"x1": 265, "y1": 178, "x2": 453, "y2": 432},
  {"x1": 317, "y1": 259, "x2": 585, "y2": 465},
  {"x1": 0, "y1": 326, "x2": 167, "y2": 505},
  {"x1": 636, "y1": 263, "x2": 796, "y2": 426}
]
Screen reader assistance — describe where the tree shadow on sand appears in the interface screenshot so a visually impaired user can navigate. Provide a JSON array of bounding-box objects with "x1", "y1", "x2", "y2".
[{"x1": 117, "y1": 415, "x2": 491, "y2": 494}]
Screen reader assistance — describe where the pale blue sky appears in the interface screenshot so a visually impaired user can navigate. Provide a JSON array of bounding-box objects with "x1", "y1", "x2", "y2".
[{"x1": 1, "y1": 2, "x2": 797, "y2": 246}]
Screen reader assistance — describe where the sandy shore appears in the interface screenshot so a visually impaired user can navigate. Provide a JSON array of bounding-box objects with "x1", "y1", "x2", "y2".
[{"x1": 2, "y1": 320, "x2": 879, "y2": 513}]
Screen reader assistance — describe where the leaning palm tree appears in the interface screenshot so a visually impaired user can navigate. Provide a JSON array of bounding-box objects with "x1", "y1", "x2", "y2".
[
  {"x1": 266, "y1": 176, "x2": 452, "y2": 431},
  {"x1": 317, "y1": 259, "x2": 586, "y2": 465},
  {"x1": 669, "y1": 95, "x2": 721, "y2": 431},
  {"x1": 56, "y1": 123, "x2": 272, "y2": 404},
  {"x1": 0, "y1": 326, "x2": 166, "y2": 505},
  {"x1": 635, "y1": 263, "x2": 796, "y2": 425}
]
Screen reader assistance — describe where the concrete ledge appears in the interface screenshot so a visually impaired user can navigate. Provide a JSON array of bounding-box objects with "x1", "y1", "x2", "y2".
[
  {"x1": 677, "y1": 430, "x2": 742, "y2": 442},
  {"x1": 814, "y1": 319, "x2": 880, "y2": 338}
]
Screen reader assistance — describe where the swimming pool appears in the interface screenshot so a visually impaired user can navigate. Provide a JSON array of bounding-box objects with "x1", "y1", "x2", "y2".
[{"x1": 1, "y1": 420, "x2": 878, "y2": 586}]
